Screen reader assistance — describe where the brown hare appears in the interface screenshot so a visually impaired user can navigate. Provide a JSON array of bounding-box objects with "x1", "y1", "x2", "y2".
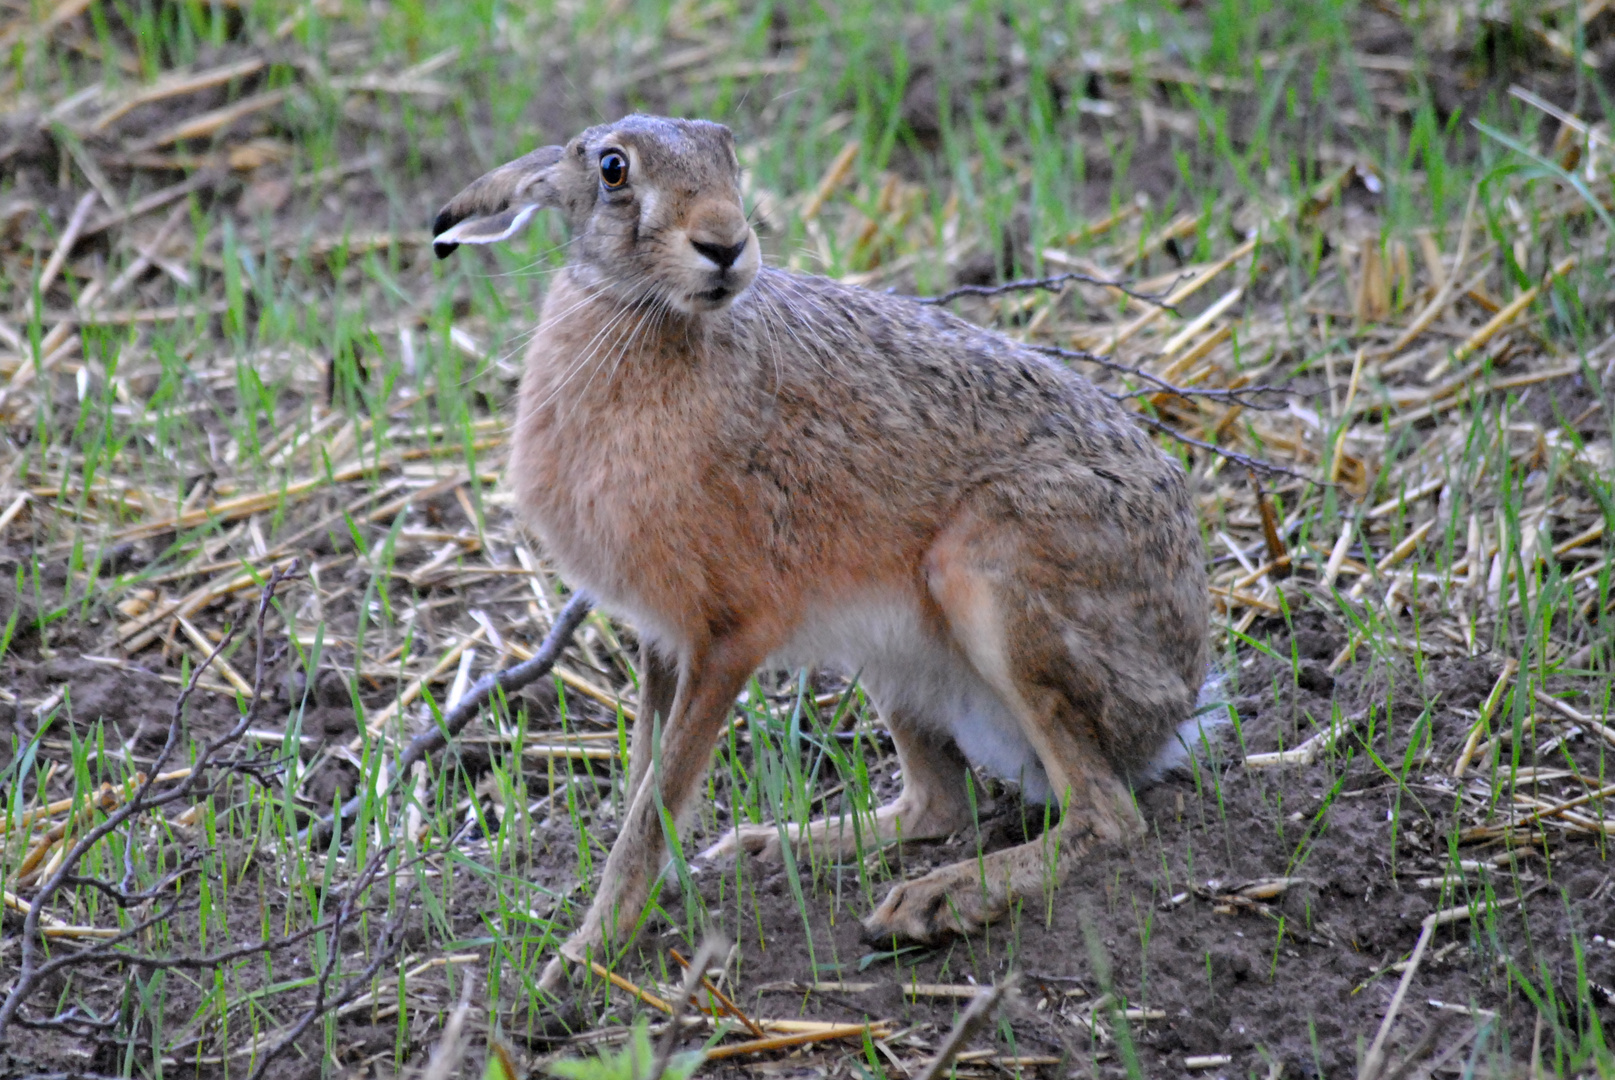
[{"x1": 431, "y1": 115, "x2": 1210, "y2": 986}]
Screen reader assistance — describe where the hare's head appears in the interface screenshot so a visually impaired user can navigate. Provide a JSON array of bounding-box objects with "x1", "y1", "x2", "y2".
[{"x1": 432, "y1": 115, "x2": 759, "y2": 314}]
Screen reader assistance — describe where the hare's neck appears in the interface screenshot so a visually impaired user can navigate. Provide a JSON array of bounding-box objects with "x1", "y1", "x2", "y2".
[{"x1": 527, "y1": 274, "x2": 713, "y2": 409}]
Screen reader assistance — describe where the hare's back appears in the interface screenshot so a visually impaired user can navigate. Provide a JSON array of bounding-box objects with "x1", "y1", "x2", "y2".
[{"x1": 740, "y1": 269, "x2": 1182, "y2": 501}]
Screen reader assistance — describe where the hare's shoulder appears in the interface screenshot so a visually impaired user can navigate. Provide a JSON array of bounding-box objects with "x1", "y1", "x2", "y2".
[
  {"x1": 741, "y1": 268, "x2": 1150, "y2": 450},
  {"x1": 746, "y1": 269, "x2": 1093, "y2": 386}
]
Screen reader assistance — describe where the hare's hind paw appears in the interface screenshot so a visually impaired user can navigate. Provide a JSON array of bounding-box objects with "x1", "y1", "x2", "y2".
[
  {"x1": 861, "y1": 864, "x2": 1001, "y2": 945},
  {"x1": 861, "y1": 821, "x2": 1107, "y2": 944},
  {"x1": 698, "y1": 825, "x2": 784, "y2": 864}
]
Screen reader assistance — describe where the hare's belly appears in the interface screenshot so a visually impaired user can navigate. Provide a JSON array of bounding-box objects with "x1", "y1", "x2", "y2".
[{"x1": 774, "y1": 598, "x2": 1052, "y2": 802}]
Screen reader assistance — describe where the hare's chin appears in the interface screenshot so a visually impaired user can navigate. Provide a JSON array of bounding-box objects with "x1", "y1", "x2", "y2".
[{"x1": 679, "y1": 279, "x2": 751, "y2": 313}]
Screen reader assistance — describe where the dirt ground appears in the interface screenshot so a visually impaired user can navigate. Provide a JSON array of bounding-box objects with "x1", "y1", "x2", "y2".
[
  {"x1": 12, "y1": 593, "x2": 1611, "y2": 1079},
  {"x1": 4, "y1": 2, "x2": 1615, "y2": 1078},
  {"x1": 634, "y1": 615, "x2": 1615, "y2": 1080}
]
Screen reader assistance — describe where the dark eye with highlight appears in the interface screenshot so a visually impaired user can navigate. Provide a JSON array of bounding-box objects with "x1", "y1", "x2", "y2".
[{"x1": 599, "y1": 150, "x2": 629, "y2": 189}]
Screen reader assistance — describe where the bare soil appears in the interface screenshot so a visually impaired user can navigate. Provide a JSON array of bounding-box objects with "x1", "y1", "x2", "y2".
[
  {"x1": 10, "y1": 588, "x2": 1612, "y2": 1079},
  {"x1": 642, "y1": 613, "x2": 1614, "y2": 1080}
]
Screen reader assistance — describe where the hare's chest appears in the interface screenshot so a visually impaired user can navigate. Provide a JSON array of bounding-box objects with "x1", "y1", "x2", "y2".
[
  {"x1": 509, "y1": 403, "x2": 716, "y2": 622},
  {"x1": 518, "y1": 413, "x2": 698, "y2": 531}
]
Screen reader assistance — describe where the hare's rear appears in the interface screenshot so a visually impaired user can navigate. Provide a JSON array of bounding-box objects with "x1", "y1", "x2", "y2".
[{"x1": 432, "y1": 115, "x2": 1208, "y2": 980}]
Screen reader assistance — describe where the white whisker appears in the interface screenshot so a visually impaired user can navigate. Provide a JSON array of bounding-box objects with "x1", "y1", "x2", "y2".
[
  {"x1": 487, "y1": 274, "x2": 622, "y2": 376},
  {"x1": 563, "y1": 289, "x2": 660, "y2": 425},
  {"x1": 527, "y1": 285, "x2": 655, "y2": 417},
  {"x1": 598, "y1": 294, "x2": 673, "y2": 415},
  {"x1": 758, "y1": 273, "x2": 840, "y2": 384}
]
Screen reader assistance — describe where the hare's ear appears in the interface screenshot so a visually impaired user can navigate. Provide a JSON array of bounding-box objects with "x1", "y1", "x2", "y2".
[{"x1": 431, "y1": 145, "x2": 567, "y2": 259}]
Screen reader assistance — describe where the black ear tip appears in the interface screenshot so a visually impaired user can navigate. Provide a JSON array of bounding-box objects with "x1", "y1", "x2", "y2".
[{"x1": 431, "y1": 204, "x2": 459, "y2": 258}]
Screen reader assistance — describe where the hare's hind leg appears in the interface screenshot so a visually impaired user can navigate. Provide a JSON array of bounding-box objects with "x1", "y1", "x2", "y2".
[
  {"x1": 699, "y1": 704, "x2": 975, "y2": 863},
  {"x1": 862, "y1": 524, "x2": 1158, "y2": 945}
]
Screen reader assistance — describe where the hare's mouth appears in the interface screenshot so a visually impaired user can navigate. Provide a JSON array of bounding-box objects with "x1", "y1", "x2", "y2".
[{"x1": 683, "y1": 279, "x2": 748, "y2": 312}]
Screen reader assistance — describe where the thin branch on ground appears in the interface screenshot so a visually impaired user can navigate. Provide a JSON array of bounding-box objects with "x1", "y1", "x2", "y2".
[
  {"x1": 301, "y1": 589, "x2": 594, "y2": 846},
  {"x1": 1029, "y1": 342, "x2": 1288, "y2": 409},
  {"x1": 1107, "y1": 383, "x2": 1280, "y2": 407},
  {"x1": 63, "y1": 854, "x2": 200, "y2": 905},
  {"x1": 243, "y1": 847, "x2": 412, "y2": 1080},
  {"x1": 11, "y1": 894, "x2": 188, "y2": 991},
  {"x1": 28, "y1": 891, "x2": 370, "y2": 974},
  {"x1": 1131, "y1": 413, "x2": 1321, "y2": 483},
  {"x1": 1021, "y1": 342, "x2": 1311, "y2": 480},
  {"x1": 0, "y1": 563, "x2": 301, "y2": 1041},
  {"x1": 916, "y1": 270, "x2": 1184, "y2": 311},
  {"x1": 10, "y1": 1004, "x2": 119, "y2": 1034}
]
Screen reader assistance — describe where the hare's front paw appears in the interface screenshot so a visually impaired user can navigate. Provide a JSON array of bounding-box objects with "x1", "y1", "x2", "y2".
[
  {"x1": 698, "y1": 825, "x2": 784, "y2": 865},
  {"x1": 861, "y1": 865, "x2": 1002, "y2": 945},
  {"x1": 539, "y1": 940, "x2": 591, "y2": 992}
]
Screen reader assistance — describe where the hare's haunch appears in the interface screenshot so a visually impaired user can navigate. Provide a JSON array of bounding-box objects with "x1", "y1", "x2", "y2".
[{"x1": 433, "y1": 115, "x2": 1210, "y2": 981}]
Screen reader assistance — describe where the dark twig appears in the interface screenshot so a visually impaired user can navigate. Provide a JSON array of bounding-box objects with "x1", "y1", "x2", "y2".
[
  {"x1": 1030, "y1": 343, "x2": 1288, "y2": 410},
  {"x1": 63, "y1": 856, "x2": 200, "y2": 905},
  {"x1": 8, "y1": 895, "x2": 187, "y2": 996},
  {"x1": 1133, "y1": 412, "x2": 1321, "y2": 483},
  {"x1": 300, "y1": 590, "x2": 594, "y2": 846},
  {"x1": 242, "y1": 849, "x2": 410, "y2": 1080},
  {"x1": 1020, "y1": 342, "x2": 1315, "y2": 481},
  {"x1": 1107, "y1": 383, "x2": 1281, "y2": 406},
  {"x1": 0, "y1": 564, "x2": 300, "y2": 1041},
  {"x1": 11, "y1": 1004, "x2": 118, "y2": 1034},
  {"x1": 19, "y1": 890, "x2": 362, "y2": 983},
  {"x1": 136, "y1": 848, "x2": 424, "y2": 1068},
  {"x1": 917, "y1": 271, "x2": 1182, "y2": 312}
]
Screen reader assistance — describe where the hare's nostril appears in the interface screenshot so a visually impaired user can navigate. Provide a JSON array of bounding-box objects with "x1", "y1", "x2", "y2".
[{"x1": 690, "y1": 237, "x2": 746, "y2": 271}]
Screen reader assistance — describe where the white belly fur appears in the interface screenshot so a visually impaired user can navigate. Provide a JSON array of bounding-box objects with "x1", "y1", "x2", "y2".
[{"x1": 771, "y1": 597, "x2": 1054, "y2": 803}]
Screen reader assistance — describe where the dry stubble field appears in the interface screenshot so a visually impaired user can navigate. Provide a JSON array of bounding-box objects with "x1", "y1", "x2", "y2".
[{"x1": 1, "y1": 1, "x2": 1614, "y2": 1078}]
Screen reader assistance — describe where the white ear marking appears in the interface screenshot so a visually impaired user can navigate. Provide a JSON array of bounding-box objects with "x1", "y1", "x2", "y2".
[{"x1": 433, "y1": 204, "x2": 540, "y2": 256}]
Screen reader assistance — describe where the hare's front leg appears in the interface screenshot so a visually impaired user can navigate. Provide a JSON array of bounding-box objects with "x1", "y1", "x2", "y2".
[
  {"x1": 699, "y1": 707, "x2": 975, "y2": 864},
  {"x1": 540, "y1": 634, "x2": 761, "y2": 990},
  {"x1": 622, "y1": 640, "x2": 678, "y2": 810}
]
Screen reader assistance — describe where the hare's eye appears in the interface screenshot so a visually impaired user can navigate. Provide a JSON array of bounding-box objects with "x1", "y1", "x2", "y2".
[{"x1": 599, "y1": 151, "x2": 629, "y2": 189}]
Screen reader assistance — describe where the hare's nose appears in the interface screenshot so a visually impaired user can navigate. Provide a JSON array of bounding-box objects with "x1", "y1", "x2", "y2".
[{"x1": 691, "y1": 236, "x2": 747, "y2": 271}]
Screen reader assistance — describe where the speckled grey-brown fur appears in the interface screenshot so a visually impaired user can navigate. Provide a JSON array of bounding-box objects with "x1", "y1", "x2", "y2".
[{"x1": 432, "y1": 114, "x2": 1209, "y2": 978}]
